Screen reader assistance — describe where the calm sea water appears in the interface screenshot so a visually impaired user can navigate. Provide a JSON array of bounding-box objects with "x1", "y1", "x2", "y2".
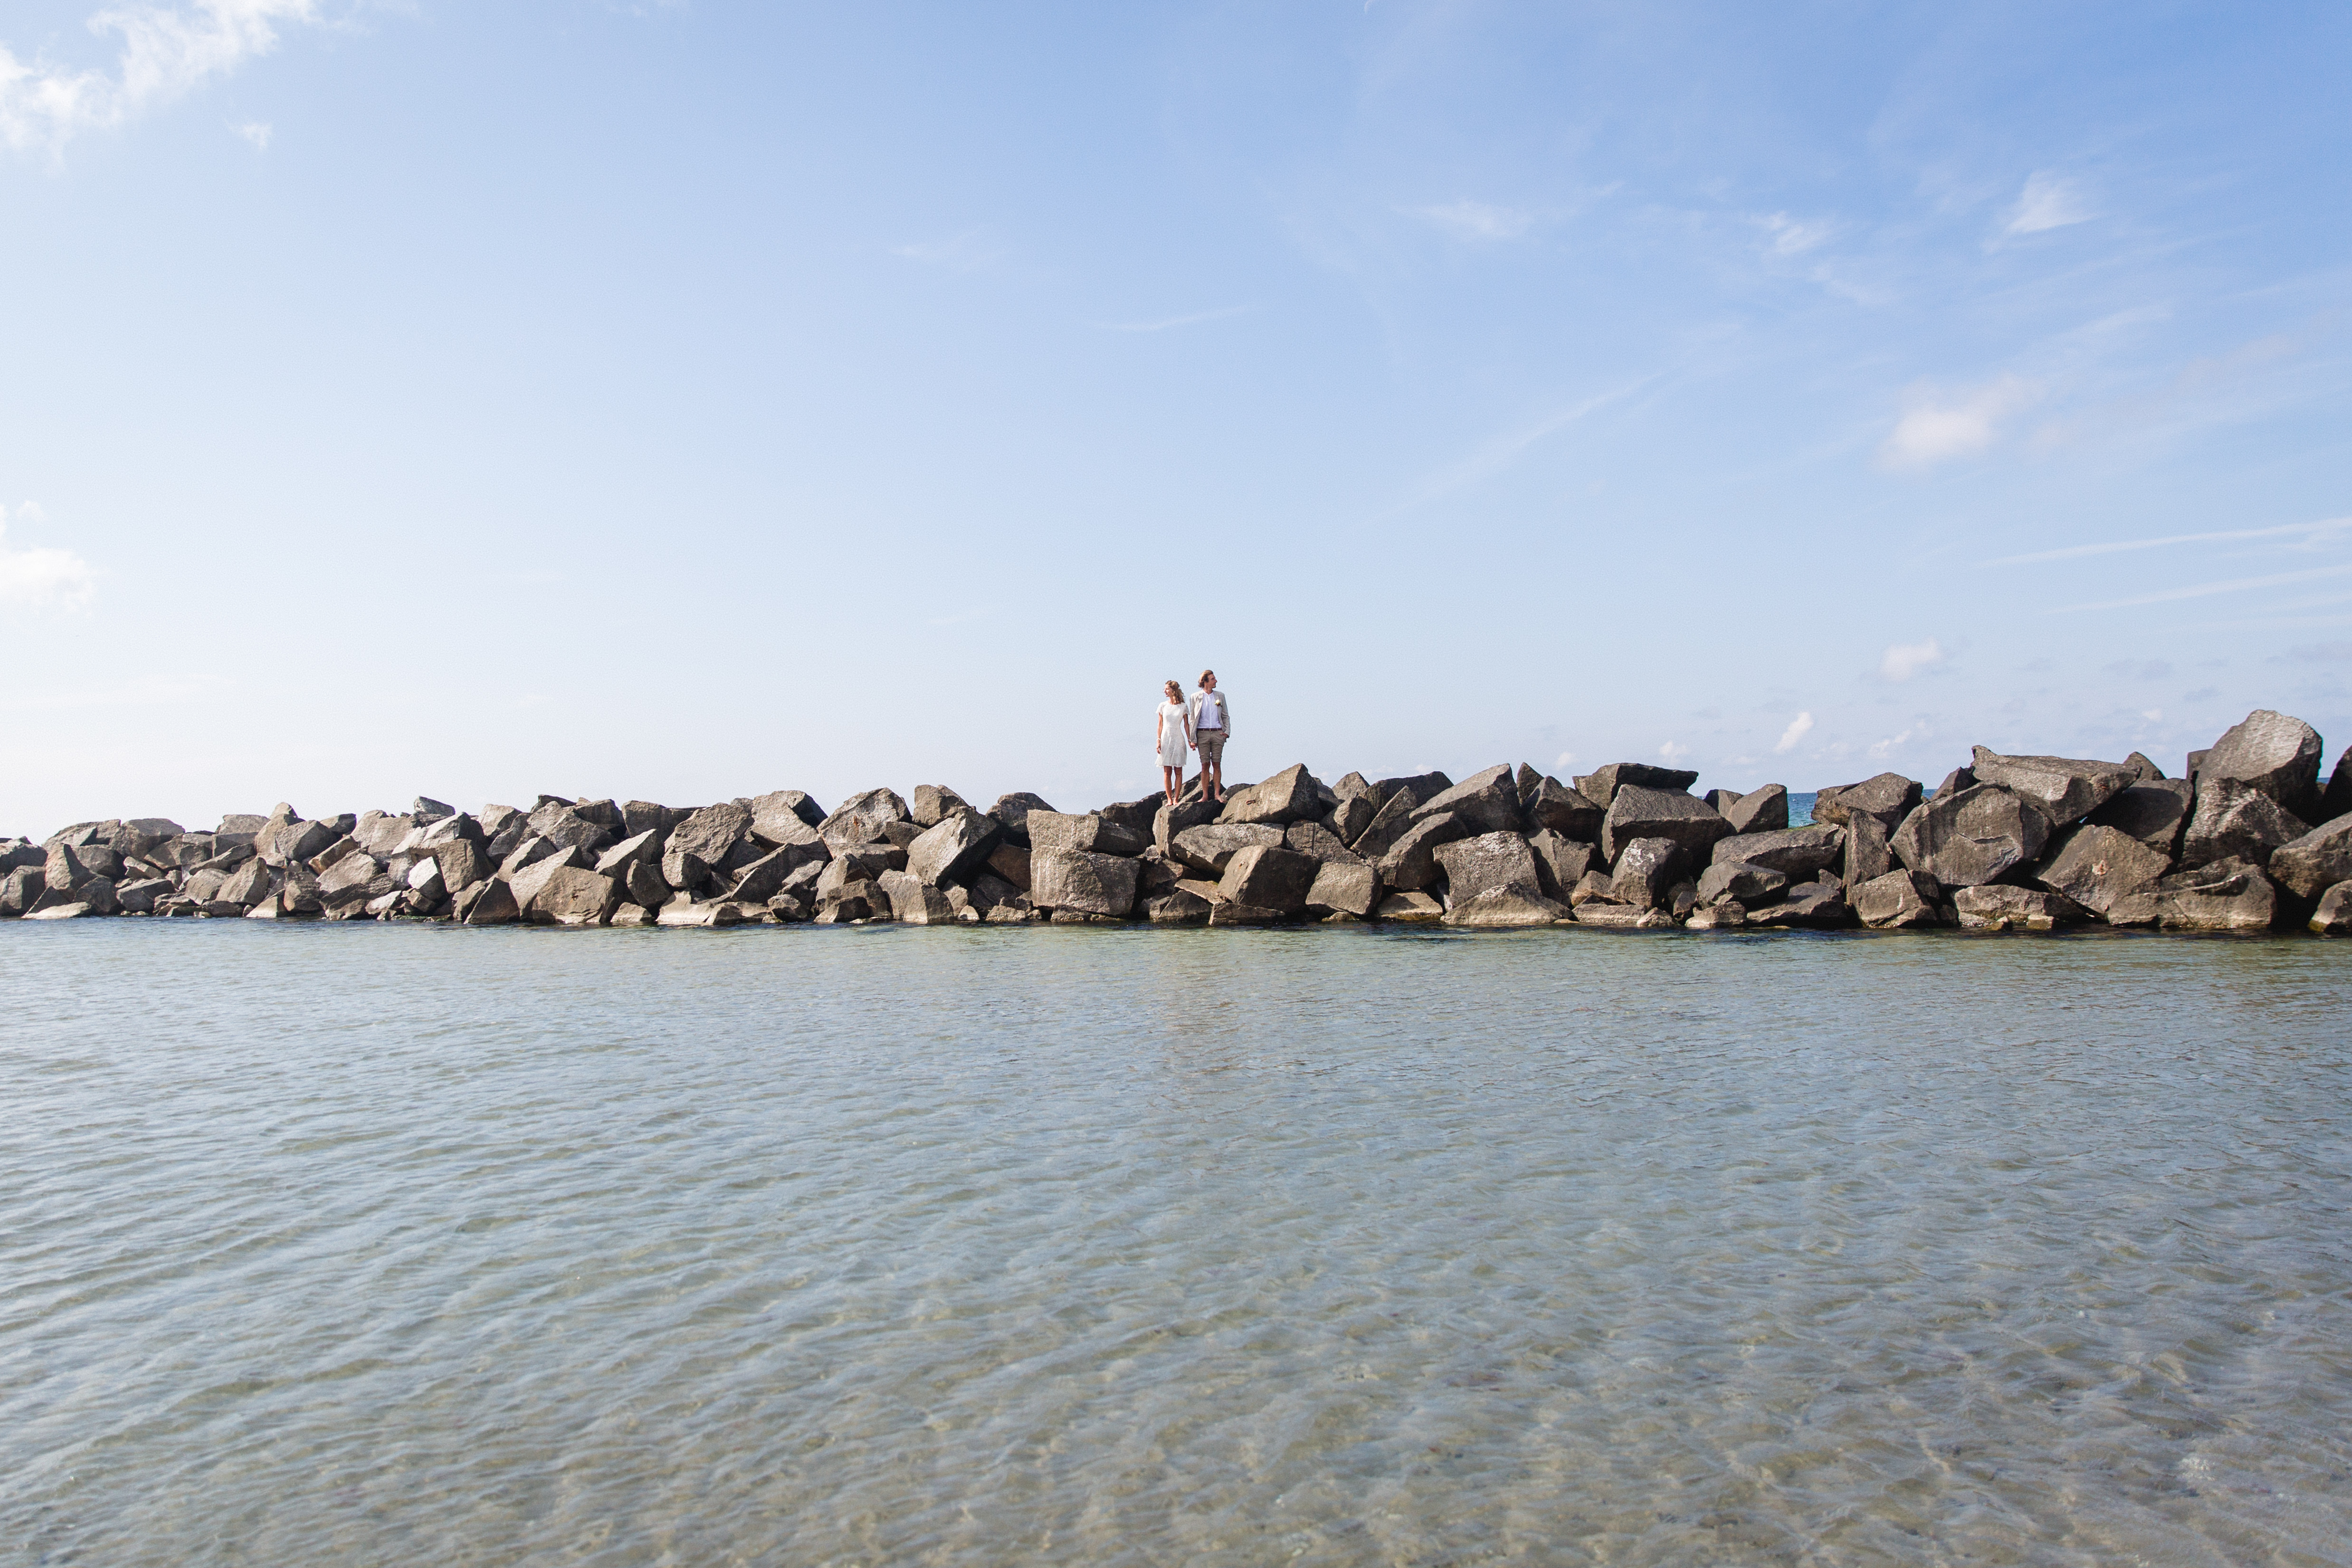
[{"x1": 4, "y1": 921, "x2": 2348, "y2": 1567}]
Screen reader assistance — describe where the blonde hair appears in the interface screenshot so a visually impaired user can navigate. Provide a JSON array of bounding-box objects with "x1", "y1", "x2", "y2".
[{"x1": 1164, "y1": 679, "x2": 1182, "y2": 701}]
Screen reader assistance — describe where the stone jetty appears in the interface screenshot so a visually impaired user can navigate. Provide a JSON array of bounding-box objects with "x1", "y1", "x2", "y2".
[{"x1": 8, "y1": 708, "x2": 2352, "y2": 936}]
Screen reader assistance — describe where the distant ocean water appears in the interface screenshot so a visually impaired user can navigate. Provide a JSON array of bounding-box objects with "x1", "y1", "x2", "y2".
[
  {"x1": 1788, "y1": 789, "x2": 1817, "y2": 826},
  {"x1": 5, "y1": 920, "x2": 2347, "y2": 1566}
]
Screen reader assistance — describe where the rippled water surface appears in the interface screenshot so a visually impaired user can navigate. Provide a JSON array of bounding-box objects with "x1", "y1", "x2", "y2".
[{"x1": 4, "y1": 922, "x2": 2349, "y2": 1566}]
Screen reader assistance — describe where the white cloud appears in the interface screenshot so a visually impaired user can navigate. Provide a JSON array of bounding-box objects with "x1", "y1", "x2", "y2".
[
  {"x1": 2004, "y1": 171, "x2": 2094, "y2": 237},
  {"x1": 1773, "y1": 712, "x2": 1813, "y2": 754},
  {"x1": 2142, "y1": 708, "x2": 2162, "y2": 721},
  {"x1": 1880, "y1": 638, "x2": 1944, "y2": 681},
  {"x1": 1658, "y1": 741, "x2": 1691, "y2": 763},
  {"x1": 1879, "y1": 375, "x2": 2040, "y2": 469},
  {"x1": 0, "y1": 505, "x2": 96, "y2": 611},
  {"x1": 1868, "y1": 725, "x2": 1920, "y2": 760},
  {"x1": 1, "y1": 1, "x2": 317, "y2": 156},
  {"x1": 1759, "y1": 212, "x2": 1831, "y2": 257},
  {"x1": 1407, "y1": 200, "x2": 1533, "y2": 242},
  {"x1": 233, "y1": 117, "x2": 267, "y2": 149},
  {"x1": 1096, "y1": 304, "x2": 1252, "y2": 333},
  {"x1": 1554, "y1": 751, "x2": 1575, "y2": 771}
]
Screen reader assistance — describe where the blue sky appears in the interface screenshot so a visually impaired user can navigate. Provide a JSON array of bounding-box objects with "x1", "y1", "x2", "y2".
[{"x1": 3, "y1": 1, "x2": 2348, "y2": 833}]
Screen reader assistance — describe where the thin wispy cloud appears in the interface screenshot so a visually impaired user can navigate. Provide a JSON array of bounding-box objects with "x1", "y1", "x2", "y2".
[
  {"x1": 0, "y1": 504, "x2": 96, "y2": 611},
  {"x1": 2056, "y1": 561, "x2": 2352, "y2": 612},
  {"x1": 889, "y1": 229, "x2": 1007, "y2": 273},
  {"x1": 232, "y1": 117, "x2": 268, "y2": 149},
  {"x1": 1880, "y1": 639, "x2": 1944, "y2": 681},
  {"x1": 1095, "y1": 304, "x2": 1253, "y2": 333},
  {"x1": 2003, "y1": 171, "x2": 2095, "y2": 237},
  {"x1": 1406, "y1": 199, "x2": 1533, "y2": 242},
  {"x1": 1988, "y1": 516, "x2": 2352, "y2": 566},
  {"x1": 1773, "y1": 712, "x2": 1813, "y2": 754},
  {"x1": 1879, "y1": 375, "x2": 2040, "y2": 469},
  {"x1": 1404, "y1": 379, "x2": 1647, "y2": 506},
  {"x1": 0, "y1": 0, "x2": 317, "y2": 155},
  {"x1": 1758, "y1": 212, "x2": 1831, "y2": 256}
]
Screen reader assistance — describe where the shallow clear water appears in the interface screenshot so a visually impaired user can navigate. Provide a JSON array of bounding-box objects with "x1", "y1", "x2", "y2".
[{"x1": 4, "y1": 921, "x2": 2348, "y2": 1567}]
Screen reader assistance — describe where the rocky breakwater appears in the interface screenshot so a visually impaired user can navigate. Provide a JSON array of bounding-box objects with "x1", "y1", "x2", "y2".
[{"x1": 6, "y1": 709, "x2": 2351, "y2": 936}]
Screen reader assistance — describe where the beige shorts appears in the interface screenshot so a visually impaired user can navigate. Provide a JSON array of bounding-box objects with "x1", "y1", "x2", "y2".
[{"x1": 1196, "y1": 730, "x2": 1226, "y2": 764}]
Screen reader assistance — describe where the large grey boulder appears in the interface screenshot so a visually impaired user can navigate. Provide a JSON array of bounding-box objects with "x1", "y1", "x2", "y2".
[
  {"x1": 2319, "y1": 746, "x2": 2352, "y2": 826},
  {"x1": 748, "y1": 790, "x2": 826, "y2": 846},
  {"x1": 1953, "y1": 885, "x2": 2085, "y2": 931},
  {"x1": 1969, "y1": 748, "x2": 2136, "y2": 826},
  {"x1": 664, "y1": 802, "x2": 753, "y2": 889},
  {"x1": 985, "y1": 842, "x2": 1031, "y2": 892},
  {"x1": 1284, "y1": 821, "x2": 1361, "y2": 864},
  {"x1": 2, "y1": 839, "x2": 55, "y2": 873},
  {"x1": 909, "y1": 785, "x2": 972, "y2": 828},
  {"x1": 1720, "y1": 785, "x2": 1790, "y2": 835},
  {"x1": 1216, "y1": 764, "x2": 1322, "y2": 827},
  {"x1": 1890, "y1": 785, "x2": 2048, "y2": 888},
  {"x1": 1444, "y1": 886, "x2": 1568, "y2": 927},
  {"x1": 2087, "y1": 779, "x2": 2193, "y2": 855},
  {"x1": 116, "y1": 878, "x2": 175, "y2": 914},
  {"x1": 1376, "y1": 891, "x2": 1445, "y2": 923},
  {"x1": 1574, "y1": 763, "x2": 1698, "y2": 811},
  {"x1": 1350, "y1": 789, "x2": 1424, "y2": 862},
  {"x1": 1031, "y1": 848, "x2": 1141, "y2": 917},
  {"x1": 1843, "y1": 813, "x2": 1891, "y2": 890},
  {"x1": 1099, "y1": 797, "x2": 1165, "y2": 841},
  {"x1": 878, "y1": 868, "x2": 958, "y2": 924},
  {"x1": 2180, "y1": 777, "x2": 2308, "y2": 869},
  {"x1": 1410, "y1": 765, "x2": 1520, "y2": 835},
  {"x1": 1169, "y1": 823, "x2": 1283, "y2": 874},
  {"x1": 1372, "y1": 771, "x2": 1452, "y2": 810},
  {"x1": 1145, "y1": 887, "x2": 1214, "y2": 924},
  {"x1": 509, "y1": 847, "x2": 595, "y2": 911},
  {"x1": 1601, "y1": 786, "x2": 1733, "y2": 864},
  {"x1": 2200, "y1": 709, "x2": 2326, "y2": 818},
  {"x1": 1741, "y1": 883, "x2": 1853, "y2": 928},
  {"x1": 257, "y1": 818, "x2": 338, "y2": 869},
  {"x1": 1526, "y1": 832, "x2": 1595, "y2": 902},
  {"x1": 621, "y1": 800, "x2": 680, "y2": 839},
  {"x1": 43, "y1": 846, "x2": 92, "y2": 893},
  {"x1": 1812, "y1": 774, "x2": 1923, "y2": 835},
  {"x1": 426, "y1": 840, "x2": 490, "y2": 895},
  {"x1": 1853, "y1": 870, "x2": 1942, "y2": 929},
  {"x1": 907, "y1": 810, "x2": 1000, "y2": 886},
  {"x1": 1573, "y1": 902, "x2": 1675, "y2": 929},
  {"x1": 2035, "y1": 824, "x2": 2171, "y2": 920},
  {"x1": 1216, "y1": 845, "x2": 1318, "y2": 914},
  {"x1": 818, "y1": 788, "x2": 912, "y2": 850},
  {"x1": 1153, "y1": 796, "x2": 1222, "y2": 851},
  {"x1": 1609, "y1": 838, "x2": 1685, "y2": 910},
  {"x1": 594, "y1": 829, "x2": 665, "y2": 875},
  {"x1": 1376, "y1": 812, "x2": 1473, "y2": 893},
  {"x1": 1028, "y1": 810, "x2": 1149, "y2": 859},
  {"x1": 816, "y1": 879, "x2": 890, "y2": 923},
  {"x1": 728, "y1": 846, "x2": 809, "y2": 904},
  {"x1": 1521, "y1": 777, "x2": 1603, "y2": 841},
  {"x1": 2310, "y1": 881, "x2": 2352, "y2": 935},
  {"x1": 1696, "y1": 860, "x2": 1786, "y2": 907},
  {"x1": 815, "y1": 844, "x2": 905, "y2": 900},
  {"x1": 2156, "y1": 858, "x2": 2278, "y2": 931},
  {"x1": 526, "y1": 802, "x2": 618, "y2": 858},
  {"x1": 986, "y1": 793, "x2": 1056, "y2": 847},
  {"x1": 624, "y1": 861, "x2": 670, "y2": 910},
  {"x1": 0, "y1": 866, "x2": 44, "y2": 915},
  {"x1": 1710, "y1": 827, "x2": 1845, "y2": 880},
  {"x1": 502, "y1": 835, "x2": 563, "y2": 879},
  {"x1": 1435, "y1": 831, "x2": 1544, "y2": 904},
  {"x1": 1305, "y1": 860, "x2": 1381, "y2": 918},
  {"x1": 317, "y1": 854, "x2": 386, "y2": 909},
  {"x1": 214, "y1": 858, "x2": 272, "y2": 908},
  {"x1": 1325, "y1": 793, "x2": 1377, "y2": 846},
  {"x1": 2270, "y1": 814, "x2": 2352, "y2": 901}
]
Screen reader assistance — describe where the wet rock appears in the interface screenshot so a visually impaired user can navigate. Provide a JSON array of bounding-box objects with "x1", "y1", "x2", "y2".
[
  {"x1": 1969, "y1": 748, "x2": 2137, "y2": 827},
  {"x1": 1953, "y1": 885, "x2": 2086, "y2": 931},
  {"x1": 663, "y1": 802, "x2": 753, "y2": 890},
  {"x1": 2036, "y1": 824, "x2": 2173, "y2": 920},
  {"x1": 1145, "y1": 887, "x2": 1213, "y2": 923},
  {"x1": 1376, "y1": 811, "x2": 1473, "y2": 893},
  {"x1": 1812, "y1": 774, "x2": 1923, "y2": 834},
  {"x1": 1028, "y1": 811, "x2": 1150, "y2": 859},
  {"x1": 1031, "y1": 848, "x2": 1141, "y2": 917},
  {"x1": 2180, "y1": 777, "x2": 2308, "y2": 869},
  {"x1": 2269, "y1": 813, "x2": 2352, "y2": 901},
  {"x1": 1696, "y1": 860, "x2": 1786, "y2": 907},
  {"x1": 664, "y1": 899, "x2": 752, "y2": 928},
  {"x1": 1305, "y1": 860, "x2": 1381, "y2": 918},
  {"x1": 1852, "y1": 870, "x2": 1941, "y2": 929},
  {"x1": 2156, "y1": 858, "x2": 2278, "y2": 931},
  {"x1": 22, "y1": 901, "x2": 96, "y2": 921},
  {"x1": 1521, "y1": 776, "x2": 1604, "y2": 842},
  {"x1": 1205, "y1": 899, "x2": 1283, "y2": 926},
  {"x1": 2087, "y1": 779, "x2": 2193, "y2": 855},
  {"x1": 1573, "y1": 903, "x2": 1675, "y2": 928},
  {"x1": 1685, "y1": 903, "x2": 1744, "y2": 930},
  {"x1": 1410, "y1": 764, "x2": 1521, "y2": 836},
  {"x1": 1217, "y1": 763, "x2": 1323, "y2": 827},
  {"x1": 1444, "y1": 885, "x2": 1568, "y2": 927},
  {"x1": 1720, "y1": 785, "x2": 1790, "y2": 836},
  {"x1": 2200, "y1": 709, "x2": 2326, "y2": 817},
  {"x1": 1171, "y1": 823, "x2": 1284, "y2": 876},
  {"x1": 1609, "y1": 838, "x2": 1685, "y2": 910},
  {"x1": 1890, "y1": 785, "x2": 2048, "y2": 888},
  {"x1": 1526, "y1": 831, "x2": 1595, "y2": 901},
  {"x1": 1710, "y1": 827, "x2": 1846, "y2": 880},
  {"x1": 2309, "y1": 881, "x2": 2352, "y2": 935},
  {"x1": 1216, "y1": 844, "x2": 1319, "y2": 914},
  {"x1": 907, "y1": 810, "x2": 1000, "y2": 886},
  {"x1": 1375, "y1": 891, "x2": 1444, "y2": 923},
  {"x1": 1741, "y1": 884, "x2": 1853, "y2": 928},
  {"x1": 1573, "y1": 763, "x2": 1698, "y2": 811},
  {"x1": 1601, "y1": 786, "x2": 1733, "y2": 865}
]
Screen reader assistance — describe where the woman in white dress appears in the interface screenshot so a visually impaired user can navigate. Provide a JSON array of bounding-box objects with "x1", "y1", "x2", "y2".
[{"x1": 1155, "y1": 679, "x2": 1194, "y2": 807}]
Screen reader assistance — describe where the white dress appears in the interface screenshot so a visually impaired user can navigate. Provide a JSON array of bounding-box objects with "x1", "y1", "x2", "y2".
[{"x1": 1156, "y1": 701, "x2": 1191, "y2": 767}]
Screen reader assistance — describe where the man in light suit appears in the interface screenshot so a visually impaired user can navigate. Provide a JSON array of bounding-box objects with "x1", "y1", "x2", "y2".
[{"x1": 1189, "y1": 670, "x2": 1232, "y2": 805}]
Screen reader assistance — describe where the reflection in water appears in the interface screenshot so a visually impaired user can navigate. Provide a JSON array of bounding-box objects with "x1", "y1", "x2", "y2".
[{"x1": 2, "y1": 920, "x2": 2347, "y2": 1565}]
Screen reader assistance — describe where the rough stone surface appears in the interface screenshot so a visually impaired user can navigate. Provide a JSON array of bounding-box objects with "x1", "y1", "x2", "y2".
[
  {"x1": 1216, "y1": 844, "x2": 1319, "y2": 914},
  {"x1": 1284, "y1": 820, "x2": 1361, "y2": 865},
  {"x1": 1444, "y1": 886, "x2": 1568, "y2": 927},
  {"x1": 2087, "y1": 779, "x2": 2193, "y2": 855},
  {"x1": 1685, "y1": 903, "x2": 1745, "y2": 930},
  {"x1": 1741, "y1": 884, "x2": 1853, "y2": 928},
  {"x1": 984, "y1": 842, "x2": 1031, "y2": 892},
  {"x1": 1969, "y1": 748, "x2": 2137, "y2": 826},
  {"x1": 2180, "y1": 777, "x2": 2309, "y2": 870},
  {"x1": 1609, "y1": 838, "x2": 1685, "y2": 910},
  {"x1": 1573, "y1": 903, "x2": 1674, "y2": 928},
  {"x1": 878, "y1": 868, "x2": 956, "y2": 923},
  {"x1": 661, "y1": 900, "x2": 751, "y2": 928},
  {"x1": 1028, "y1": 811, "x2": 1149, "y2": 859},
  {"x1": 1350, "y1": 789, "x2": 1426, "y2": 862},
  {"x1": 1410, "y1": 764, "x2": 1521, "y2": 836},
  {"x1": 1711, "y1": 827, "x2": 1846, "y2": 880},
  {"x1": 1030, "y1": 848, "x2": 1141, "y2": 917},
  {"x1": 1215, "y1": 764, "x2": 1323, "y2": 827},
  {"x1": 664, "y1": 802, "x2": 752, "y2": 890},
  {"x1": 1145, "y1": 887, "x2": 1213, "y2": 923},
  {"x1": 2309, "y1": 881, "x2": 2352, "y2": 935},
  {"x1": 1376, "y1": 812, "x2": 1473, "y2": 893},
  {"x1": 1890, "y1": 784, "x2": 2049, "y2": 888},
  {"x1": 984, "y1": 794, "x2": 1054, "y2": 847},
  {"x1": 818, "y1": 788, "x2": 913, "y2": 851},
  {"x1": 2037, "y1": 824, "x2": 2173, "y2": 919},
  {"x1": 747, "y1": 790, "x2": 826, "y2": 846},
  {"x1": 1428, "y1": 831, "x2": 1538, "y2": 904},
  {"x1": 259, "y1": 819, "x2": 338, "y2": 868},
  {"x1": 509, "y1": 847, "x2": 594, "y2": 910},
  {"x1": 1520, "y1": 777, "x2": 1603, "y2": 841},
  {"x1": 1601, "y1": 786, "x2": 1733, "y2": 864},
  {"x1": 1154, "y1": 797, "x2": 1223, "y2": 852},
  {"x1": 521, "y1": 866, "x2": 618, "y2": 925},
  {"x1": 2156, "y1": 858, "x2": 2278, "y2": 931},
  {"x1": 1842, "y1": 813, "x2": 1891, "y2": 892},
  {"x1": 620, "y1": 800, "x2": 679, "y2": 840},
  {"x1": 1526, "y1": 831, "x2": 1594, "y2": 901},
  {"x1": 1171, "y1": 823, "x2": 1284, "y2": 875},
  {"x1": 907, "y1": 785, "x2": 971, "y2": 828},
  {"x1": 2200, "y1": 709, "x2": 2326, "y2": 817},
  {"x1": 1305, "y1": 860, "x2": 1381, "y2": 917},
  {"x1": 217, "y1": 859, "x2": 273, "y2": 907},
  {"x1": 1697, "y1": 860, "x2": 1786, "y2": 907},
  {"x1": 907, "y1": 810, "x2": 1000, "y2": 886},
  {"x1": 1721, "y1": 784, "x2": 1790, "y2": 835},
  {"x1": 1853, "y1": 870, "x2": 1941, "y2": 929},
  {"x1": 1812, "y1": 774, "x2": 1924, "y2": 834},
  {"x1": 1574, "y1": 763, "x2": 1698, "y2": 810},
  {"x1": 2269, "y1": 814, "x2": 2352, "y2": 901},
  {"x1": 2320, "y1": 746, "x2": 2352, "y2": 827},
  {"x1": 595, "y1": 830, "x2": 664, "y2": 876},
  {"x1": 1953, "y1": 885, "x2": 2085, "y2": 931},
  {"x1": 815, "y1": 879, "x2": 888, "y2": 923},
  {"x1": 426, "y1": 840, "x2": 489, "y2": 895},
  {"x1": 1375, "y1": 891, "x2": 1444, "y2": 923}
]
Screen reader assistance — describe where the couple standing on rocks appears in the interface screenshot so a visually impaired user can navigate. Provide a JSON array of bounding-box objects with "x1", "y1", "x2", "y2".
[{"x1": 1155, "y1": 671, "x2": 1232, "y2": 808}]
